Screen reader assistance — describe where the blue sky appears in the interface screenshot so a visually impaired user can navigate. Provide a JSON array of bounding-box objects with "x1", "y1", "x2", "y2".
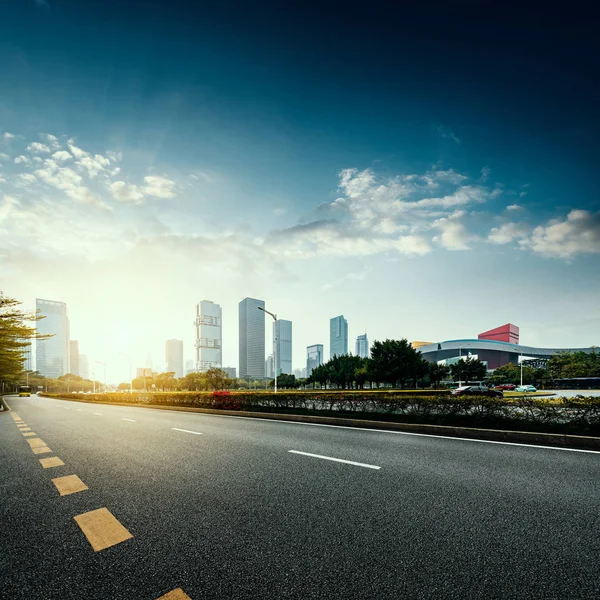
[{"x1": 1, "y1": 0, "x2": 599, "y2": 381}]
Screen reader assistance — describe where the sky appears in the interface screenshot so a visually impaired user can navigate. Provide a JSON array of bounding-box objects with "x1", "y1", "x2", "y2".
[{"x1": 1, "y1": 0, "x2": 599, "y2": 383}]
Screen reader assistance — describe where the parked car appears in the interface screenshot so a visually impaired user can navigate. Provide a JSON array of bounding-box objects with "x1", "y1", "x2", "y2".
[
  {"x1": 494, "y1": 383, "x2": 516, "y2": 391},
  {"x1": 515, "y1": 385, "x2": 537, "y2": 392},
  {"x1": 451, "y1": 386, "x2": 503, "y2": 398}
]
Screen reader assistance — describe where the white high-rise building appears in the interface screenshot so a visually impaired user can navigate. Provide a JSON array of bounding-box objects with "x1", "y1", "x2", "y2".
[
  {"x1": 166, "y1": 339, "x2": 184, "y2": 378},
  {"x1": 79, "y1": 354, "x2": 89, "y2": 380},
  {"x1": 69, "y1": 340, "x2": 80, "y2": 376},
  {"x1": 273, "y1": 319, "x2": 292, "y2": 376},
  {"x1": 239, "y1": 297, "x2": 265, "y2": 379},
  {"x1": 36, "y1": 299, "x2": 69, "y2": 378},
  {"x1": 265, "y1": 355, "x2": 274, "y2": 378},
  {"x1": 195, "y1": 300, "x2": 222, "y2": 372}
]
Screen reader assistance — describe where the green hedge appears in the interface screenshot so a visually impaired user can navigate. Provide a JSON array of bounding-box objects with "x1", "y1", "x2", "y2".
[{"x1": 39, "y1": 391, "x2": 600, "y2": 435}]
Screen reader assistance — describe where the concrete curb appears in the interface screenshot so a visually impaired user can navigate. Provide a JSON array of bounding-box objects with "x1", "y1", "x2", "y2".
[{"x1": 40, "y1": 394, "x2": 600, "y2": 450}]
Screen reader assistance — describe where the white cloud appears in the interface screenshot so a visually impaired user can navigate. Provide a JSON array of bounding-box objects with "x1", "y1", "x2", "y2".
[
  {"x1": 488, "y1": 222, "x2": 530, "y2": 244},
  {"x1": 77, "y1": 154, "x2": 110, "y2": 177},
  {"x1": 0, "y1": 152, "x2": 9, "y2": 161},
  {"x1": 110, "y1": 181, "x2": 144, "y2": 204},
  {"x1": 14, "y1": 155, "x2": 30, "y2": 164},
  {"x1": 3, "y1": 132, "x2": 15, "y2": 140},
  {"x1": 520, "y1": 210, "x2": 600, "y2": 258},
  {"x1": 34, "y1": 164, "x2": 105, "y2": 207},
  {"x1": 27, "y1": 142, "x2": 51, "y2": 153},
  {"x1": 143, "y1": 175, "x2": 176, "y2": 199},
  {"x1": 17, "y1": 173, "x2": 37, "y2": 186},
  {"x1": 67, "y1": 141, "x2": 88, "y2": 159},
  {"x1": 52, "y1": 150, "x2": 72, "y2": 161},
  {"x1": 432, "y1": 211, "x2": 474, "y2": 250},
  {"x1": 110, "y1": 167, "x2": 121, "y2": 176},
  {"x1": 506, "y1": 204, "x2": 523, "y2": 211},
  {"x1": 0, "y1": 176, "x2": 5, "y2": 184},
  {"x1": 106, "y1": 151, "x2": 123, "y2": 163}
]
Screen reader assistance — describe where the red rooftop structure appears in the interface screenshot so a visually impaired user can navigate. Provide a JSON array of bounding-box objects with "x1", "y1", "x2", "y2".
[{"x1": 478, "y1": 323, "x2": 519, "y2": 344}]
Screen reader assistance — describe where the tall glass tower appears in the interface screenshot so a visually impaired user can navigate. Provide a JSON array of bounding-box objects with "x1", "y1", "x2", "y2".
[
  {"x1": 166, "y1": 339, "x2": 184, "y2": 378},
  {"x1": 239, "y1": 297, "x2": 265, "y2": 379},
  {"x1": 306, "y1": 344, "x2": 324, "y2": 376},
  {"x1": 36, "y1": 299, "x2": 69, "y2": 378},
  {"x1": 355, "y1": 334, "x2": 369, "y2": 358},
  {"x1": 329, "y1": 315, "x2": 348, "y2": 359},
  {"x1": 273, "y1": 319, "x2": 292, "y2": 376},
  {"x1": 195, "y1": 300, "x2": 222, "y2": 372}
]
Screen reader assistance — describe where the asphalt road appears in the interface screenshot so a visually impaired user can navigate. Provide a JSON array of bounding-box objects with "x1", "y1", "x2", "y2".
[{"x1": 1, "y1": 394, "x2": 600, "y2": 600}]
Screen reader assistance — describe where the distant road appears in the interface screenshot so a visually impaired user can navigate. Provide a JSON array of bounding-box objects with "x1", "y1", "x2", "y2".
[
  {"x1": 545, "y1": 389, "x2": 600, "y2": 398},
  {"x1": 2, "y1": 394, "x2": 600, "y2": 599}
]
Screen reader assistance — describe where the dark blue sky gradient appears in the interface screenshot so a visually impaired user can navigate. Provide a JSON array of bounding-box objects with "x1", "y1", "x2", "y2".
[{"x1": 1, "y1": 0, "x2": 599, "y2": 211}]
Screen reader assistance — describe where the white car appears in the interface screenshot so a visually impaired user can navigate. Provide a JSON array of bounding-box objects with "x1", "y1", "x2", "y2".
[{"x1": 515, "y1": 385, "x2": 537, "y2": 392}]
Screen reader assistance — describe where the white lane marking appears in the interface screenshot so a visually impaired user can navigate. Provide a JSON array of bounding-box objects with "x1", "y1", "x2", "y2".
[
  {"x1": 288, "y1": 450, "x2": 381, "y2": 470},
  {"x1": 76, "y1": 409, "x2": 84, "y2": 412},
  {"x1": 121, "y1": 418, "x2": 136, "y2": 422},
  {"x1": 93, "y1": 413, "x2": 103, "y2": 416},
  {"x1": 186, "y1": 414, "x2": 600, "y2": 455},
  {"x1": 171, "y1": 428, "x2": 203, "y2": 435}
]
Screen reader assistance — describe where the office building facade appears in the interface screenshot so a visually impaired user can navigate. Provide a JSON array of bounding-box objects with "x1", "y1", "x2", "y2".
[
  {"x1": 330, "y1": 315, "x2": 348, "y2": 358},
  {"x1": 239, "y1": 297, "x2": 265, "y2": 379},
  {"x1": 79, "y1": 354, "x2": 89, "y2": 380},
  {"x1": 222, "y1": 367, "x2": 237, "y2": 379},
  {"x1": 36, "y1": 299, "x2": 69, "y2": 378},
  {"x1": 306, "y1": 344, "x2": 324, "y2": 376},
  {"x1": 69, "y1": 340, "x2": 80, "y2": 376},
  {"x1": 355, "y1": 334, "x2": 369, "y2": 358},
  {"x1": 273, "y1": 319, "x2": 292, "y2": 376},
  {"x1": 265, "y1": 355, "x2": 274, "y2": 379},
  {"x1": 166, "y1": 339, "x2": 184, "y2": 378},
  {"x1": 195, "y1": 300, "x2": 222, "y2": 372}
]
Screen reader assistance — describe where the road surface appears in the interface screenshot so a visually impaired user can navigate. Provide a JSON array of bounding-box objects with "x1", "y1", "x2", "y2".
[{"x1": 1, "y1": 394, "x2": 600, "y2": 599}]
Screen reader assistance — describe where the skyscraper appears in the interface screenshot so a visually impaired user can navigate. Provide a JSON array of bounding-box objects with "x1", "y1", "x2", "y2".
[
  {"x1": 239, "y1": 297, "x2": 265, "y2": 379},
  {"x1": 36, "y1": 299, "x2": 69, "y2": 378},
  {"x1": 330, "y1": 315, "x2": 348, "y2": 358},
  {"x1": 306, "y1": 344, "x2": 324, "y2": 376},
  {"x1": 273, "y1": 319, "x2": 292, "y2": 375},
  {"x1": 185, "y1": 359, "x2": 195, "y2": 374},
  {"x1": 165, "y1": 339, "x2": 184, "y2": 378},
  {"x1": 69, "y1": 340, "x2": 80, "y2": 375},
  {"x1": 79, "y1": 354, "x2": 89, "y2": 379},
  {"x1": 356, "y1": 334, "x2": 369, "y2": 358},
  {"x1": 195, "y1": 300, "x2": 222, "y2": 372},
  {"x1": 265, "y1": 355, "x2": 274, "y2": 378},
  {"x1": 21, "y1": 342, "x2": 32, "y2": 371}
]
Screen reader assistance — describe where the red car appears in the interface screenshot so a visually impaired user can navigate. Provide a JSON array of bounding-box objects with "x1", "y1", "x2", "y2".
[{"x1": 494, "y1": 384, "x2": 516, "y2": 391}]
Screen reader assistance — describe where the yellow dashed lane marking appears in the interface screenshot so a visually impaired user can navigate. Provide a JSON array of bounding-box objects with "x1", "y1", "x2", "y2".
[
  {"x1": 157, "y1": 589, "x2": 192, "y2": 599},
  {"x1": 32, "y1": 446, "x2": 52, "y2": 454},
  {"x1": 40, "y1": 457, "x2": 65, "y2": 468},
  {"x1": 10, "y1": 414, "x2": 21, "y2": 420},
  {"x1": 27, "y1": 438, "x2": 47, "y2": 448},
  {"x1": 74, "y1": 508, "x2": 133, "y2": 552},
  {"x1": 23, "y1": 432, "x2": 36, "y2": 437},
  {"x1": 19, "y1": 427, "x2": 31, "y2": 431},
  {"x1": 52, "y1": 474, "x2": 88, "y2": 496}
]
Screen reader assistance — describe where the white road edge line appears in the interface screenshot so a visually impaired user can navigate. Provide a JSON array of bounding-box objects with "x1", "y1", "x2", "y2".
[
  {"x1": 122, "y1": 418, "x2": 136, "y2": 422},
  {"x1": 172, "y1": 428, "x2": 203, "y2": 435},
  {"x1": 190, "y1": 414, "x2": 600, "y2": 455},
  {"x1": 288, "y1": 450, "x2": 381, "y2": 470}
]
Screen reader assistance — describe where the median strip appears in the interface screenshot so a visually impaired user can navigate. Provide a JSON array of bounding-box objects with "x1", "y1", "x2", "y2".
[
  {"x1": 52, "y1": 474, "x2": 89, "y2": 496},
  {"x1": 171, "y1": 428, "x2": 203, "y2": 435},
  {"x1": 288, "y1": 450, "x2": 381, "y2": 470},
  {"x1": 74, "y1": 508, "x2": 133, "y2": 552}
]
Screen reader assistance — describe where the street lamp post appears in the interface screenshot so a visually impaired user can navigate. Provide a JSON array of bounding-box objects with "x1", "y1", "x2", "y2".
[
  {"x1": 258, "y1": 306, "x2": 277, "y2": 394},
  {"x1": 95, "y1": 361, "x2": 107, "y2": 394},
  {"x1": 118, "y1": 353, "x2": 133, "y2": 393}
]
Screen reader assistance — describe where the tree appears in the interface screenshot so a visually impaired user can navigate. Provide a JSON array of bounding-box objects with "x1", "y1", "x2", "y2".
[
  {"x1": 1, "y1": 293, "x2": 49, "y2": 390},
  {"x1": 429, "y1": 363, "x2": 450, "y2": 388},
  {"x1": 204, "y1": 368, "x2": 231, "y2": 391},
  {"x1": 369, "y1": 339, "x2": 423, "y2": 388},
  {"x1": 450, "y1": 357, "x2": 487, "y2": 383}
]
